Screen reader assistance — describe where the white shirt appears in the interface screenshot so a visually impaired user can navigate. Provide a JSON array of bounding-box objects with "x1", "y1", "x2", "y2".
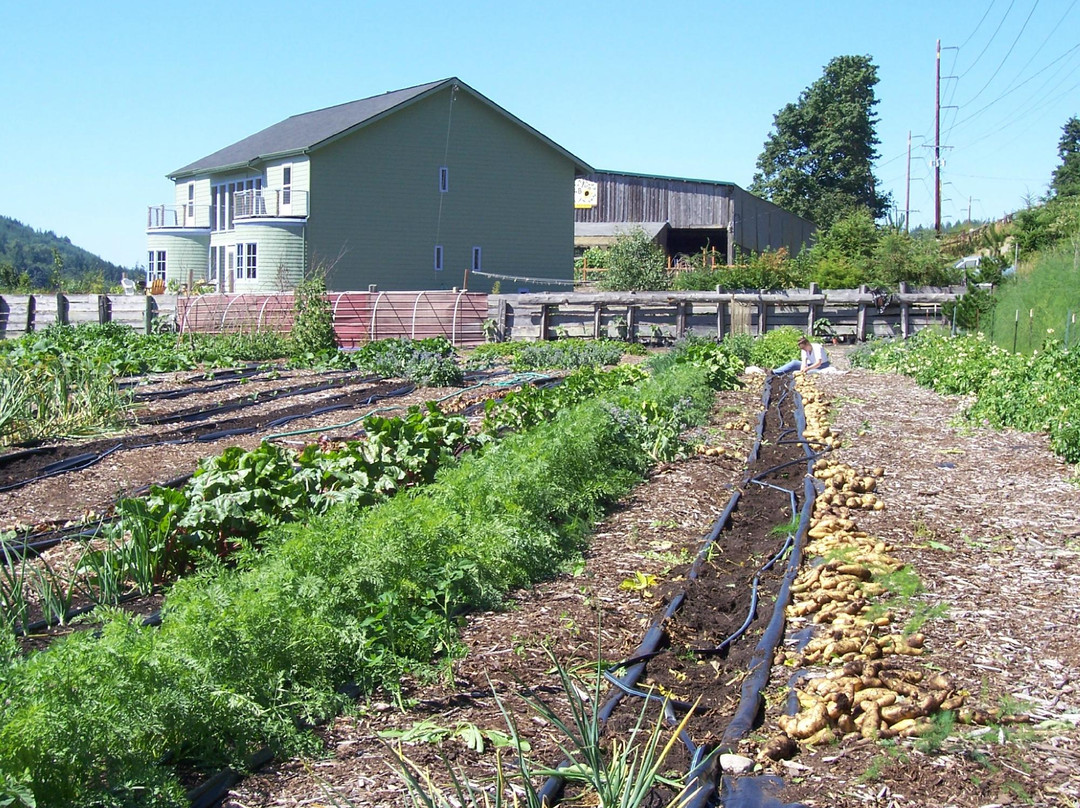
[{"x1": 801, "y1": 342, "x2": 828, "y2": 370}]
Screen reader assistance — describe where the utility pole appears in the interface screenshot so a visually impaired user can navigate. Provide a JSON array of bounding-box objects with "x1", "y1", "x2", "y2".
[
  {"x1": 905, "y1": 131, "x2": 912, "y2": 233},
  {"x1": 935, "y1": 38, "x2": 942, "y2": 233}
]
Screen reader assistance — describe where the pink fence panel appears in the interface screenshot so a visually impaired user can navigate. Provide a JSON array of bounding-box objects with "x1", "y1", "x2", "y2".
[
  {"x1": 178, "y1": 293, "x2": 295, "y2": 335},
  {"x1": 179, "y1": 291, "x2": 488, "y2": 348}
]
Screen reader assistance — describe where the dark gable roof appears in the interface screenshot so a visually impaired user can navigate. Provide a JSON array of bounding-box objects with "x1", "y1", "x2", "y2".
[{"x1": 169, "y1": 78, "x2": 591, "y2": 179}]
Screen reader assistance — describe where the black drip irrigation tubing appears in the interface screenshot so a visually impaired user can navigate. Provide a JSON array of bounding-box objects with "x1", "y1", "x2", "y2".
[
  {"x1": 126, "y1": 365, "x2": 273, "y2": 399},
  {"x1": 1, "y1": 472, "x2": 194, "y2": 564},
  {"x1": 0, "y1": 444, "x2": 126, "y2": 494},
  {"x1": 0, "y1": 379, "x2": 416, "y2": 495},
  {"x1": 535, "y1": 374, "x2": 821, "y2": 808},
  {"x1": 136, "y1": 373, "x2": 380, "y2": 427},
  {"x1": 705, "y1": 377, "x2": 820, "y2": 808},
  {"x1": 538, "y1": 375, "x2": 790, "y2": 808}
]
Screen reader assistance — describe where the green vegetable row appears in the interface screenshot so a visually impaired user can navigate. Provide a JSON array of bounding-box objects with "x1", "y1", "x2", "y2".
[
  {"x1": 0, "y1": 355, "x2": 732, "y2": 806},
  {"x1": 851, "y1": 329, "x2": 1080, "y2": 462}
]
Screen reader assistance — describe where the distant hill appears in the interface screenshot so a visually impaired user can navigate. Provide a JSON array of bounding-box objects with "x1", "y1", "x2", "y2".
[{"x1": 0, "y1": 216, "x2": 128, "y2": 293}]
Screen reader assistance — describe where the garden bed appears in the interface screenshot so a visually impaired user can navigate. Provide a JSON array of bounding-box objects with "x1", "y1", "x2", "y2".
[{"x1": 223, "y1": 350, "x2": 1080, "y2": 808}]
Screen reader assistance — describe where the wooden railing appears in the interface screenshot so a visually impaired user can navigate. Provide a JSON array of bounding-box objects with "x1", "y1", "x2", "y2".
[{"x1": 488, "y1": 282, "x2": 966, "y2": 343}]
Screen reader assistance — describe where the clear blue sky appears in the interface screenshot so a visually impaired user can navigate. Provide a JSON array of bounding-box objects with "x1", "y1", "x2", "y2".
[{"x1": 1, "y1": 0, "x2": 1076, "y2": 268}]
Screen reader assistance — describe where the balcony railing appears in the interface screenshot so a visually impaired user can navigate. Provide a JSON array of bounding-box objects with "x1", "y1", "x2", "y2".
[
  {"x1": 234, "y1": 189, "x2": 309, "y2": 219},
  {"x1": 147, "y1": 204, "x2": 212, "y2": 230}
]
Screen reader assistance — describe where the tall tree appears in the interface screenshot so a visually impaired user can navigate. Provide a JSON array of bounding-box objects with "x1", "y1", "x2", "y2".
[
  {"x1": 1050, "y1": 115, "x2": 1080, "y2": 198},
  {"x1": 750, "y1": 55, "x2": 889, "y2": 229}
]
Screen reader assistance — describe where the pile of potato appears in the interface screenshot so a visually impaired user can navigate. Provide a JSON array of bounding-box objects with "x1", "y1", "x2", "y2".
[
  {"x1": 799, "y1": 385, "x2": 841, "y2": 451},
  {"x1": 763, "y1": 376, "x2": 966, "y2": 756}
]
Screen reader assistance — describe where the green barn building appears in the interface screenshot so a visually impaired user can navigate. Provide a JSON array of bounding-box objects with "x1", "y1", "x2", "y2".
[{"x1": 146, "y1": 79, "x2": 591, "y2": 293}]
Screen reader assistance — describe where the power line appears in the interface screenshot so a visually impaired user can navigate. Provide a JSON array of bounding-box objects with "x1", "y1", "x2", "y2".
[
  {"x1": 959, "y1": 0, "x2": 1041, "y2": 108},
  {"x1": 958, "y1": 0, "x2": 999, "y2": 50},
  {"x1": 948, "y1": 39, "x2": 1080, "y2": 134},
  {"x1": 958, "y1": 0, "x2": 1017, "y2": 79}
]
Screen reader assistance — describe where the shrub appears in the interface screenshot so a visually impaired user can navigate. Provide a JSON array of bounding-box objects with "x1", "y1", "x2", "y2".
[{"x1": 596, "y1": 229, "x2": 671, "y2": 291}]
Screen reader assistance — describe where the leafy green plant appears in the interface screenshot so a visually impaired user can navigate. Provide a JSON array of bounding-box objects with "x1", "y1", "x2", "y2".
[
  {"x1": 853, "y1": 329, "x2": 1080, "y2": 462},
  {"x1": 290, "y1": 272, "x2": 337, "y2": 360},
  {"x1": 595, "y1": 229, "x2": 672, "y2": 292},
  {"x1": 349, "y1": 337, "x2": 463, "y2": 386}
]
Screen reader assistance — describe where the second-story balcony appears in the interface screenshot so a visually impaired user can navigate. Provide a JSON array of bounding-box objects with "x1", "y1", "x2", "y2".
[
  {"x1": 147, "y1": 204, "x2": 211, "y2": 230},
  {"x1": 234, "y1": 188, "x2": 309, "y2": 220}
]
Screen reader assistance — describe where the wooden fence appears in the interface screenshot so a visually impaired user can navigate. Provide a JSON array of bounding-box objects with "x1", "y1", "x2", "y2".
[
  {"x1": 0, "y1": 294, "x2": 178, "y2": 338},
  {"x1": 488, "y1": 283, "x2": 966, "y2": 343}
]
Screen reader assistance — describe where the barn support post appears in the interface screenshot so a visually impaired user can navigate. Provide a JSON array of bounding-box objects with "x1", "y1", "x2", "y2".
[
  {"x1": 899, "y1": 282, "x2": 911, "y2": 339},
  {"x1": 856, "y1": 284, "x2": 868, "y2": 342}
]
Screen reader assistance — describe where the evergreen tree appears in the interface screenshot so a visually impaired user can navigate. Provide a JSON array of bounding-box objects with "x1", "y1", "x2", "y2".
[
  {"x1": 1050, "y1": 115, "x2": 1080, "y2": 198},
  {"x1": 750, "y1": 55, "x2": 890, "y2": 229}
]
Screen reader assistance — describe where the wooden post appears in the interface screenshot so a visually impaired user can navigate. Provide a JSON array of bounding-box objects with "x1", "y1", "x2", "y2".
[
  {"x1": 27, "y1": 295, "x2": 36, "y2": 332},
  {"x1": 807, "y1": 282, "x2": 819, "y2": 335},
  {"x1": 144, "y1": 294, "x2": 155, "y2": 335},
  {"x1": 856, "y1": 284, "x2": 868, "y2": 342},
  {"x1": 757, "y1": 296, "x2": 767, "y2": 336},
  {"x1": 675, "y1": 301, "x2": 687, "y2": 338},
  {"x1": 899, "y1": 282, "x2": 910, "y2": 339},
  {"x1": 56, "y1": 293, "x2": 69, "y2": 326},
  {"x1": 626, "y1": 305, "x2": 637, "y2": 343},
  {"x1": 593, "y1": 303, "x2": 602, "y2": 339},
  {"x1": 538, "y1": 303, "x2": 549, "y2": 341},
  {"x1": 97, "y1": 294, "x2": 109, "y2": 325},
  {"x1": 497, "y1": 297, "x2": 508, "y2": 342}
]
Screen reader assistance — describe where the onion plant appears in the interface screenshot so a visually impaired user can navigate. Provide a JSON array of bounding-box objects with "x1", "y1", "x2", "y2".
[{"x1": 390, "y1": 649, "x2": 702, "y2": 808}]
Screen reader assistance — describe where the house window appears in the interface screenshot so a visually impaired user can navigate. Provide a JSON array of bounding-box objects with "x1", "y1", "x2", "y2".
[
  {"x1": 439, "y1": 166, "x2": 449, "y2": 193},
  {"x1": 471, "y1": 246, "x2": 482, "y2": 271},
  {"x1": 147, "y1": 250, "x2": 166, "y2": 281},
  {"x1": 210, "y1": 245, "x2": 226, "y2": 283},
  {"x1": 434, "y1": 245, "x2": 443, "y2": 271},
  {"x1": 211, "y1": 186, "x2": 222, "y2": 231},
  {"x1": 236, "y1": 243, "x2": 257, "y2": 279},
  {"x1": 214, "y1": 177, "x2": 263, "y2": 229},
  {"x1": 282, "y1": 165, "x2": 292, "y2": 206},
  {"x1": 187, "y1": 184, "x2": 195, "y2": 220}
]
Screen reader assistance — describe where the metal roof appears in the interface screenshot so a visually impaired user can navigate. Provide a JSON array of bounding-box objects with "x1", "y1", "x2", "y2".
[
  {"x1": 592, "y1": 169, "x2": 739, "y2": 188},
  {"x1": 169, "y1": 78, "x2": 592, "y2": 179}
]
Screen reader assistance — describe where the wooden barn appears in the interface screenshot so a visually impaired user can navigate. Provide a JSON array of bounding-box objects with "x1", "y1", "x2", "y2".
[{"x1": 573, "y1": 171, "x2": 815, "y2": 264}]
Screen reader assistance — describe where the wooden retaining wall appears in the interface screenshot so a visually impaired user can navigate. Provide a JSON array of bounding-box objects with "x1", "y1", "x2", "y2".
[
  {"x1": 0, "y1": 294, "x2": 178, "y2": 338},
  {"x1": 488, "y1": 283, "x2": 965, "y2": 343}
]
